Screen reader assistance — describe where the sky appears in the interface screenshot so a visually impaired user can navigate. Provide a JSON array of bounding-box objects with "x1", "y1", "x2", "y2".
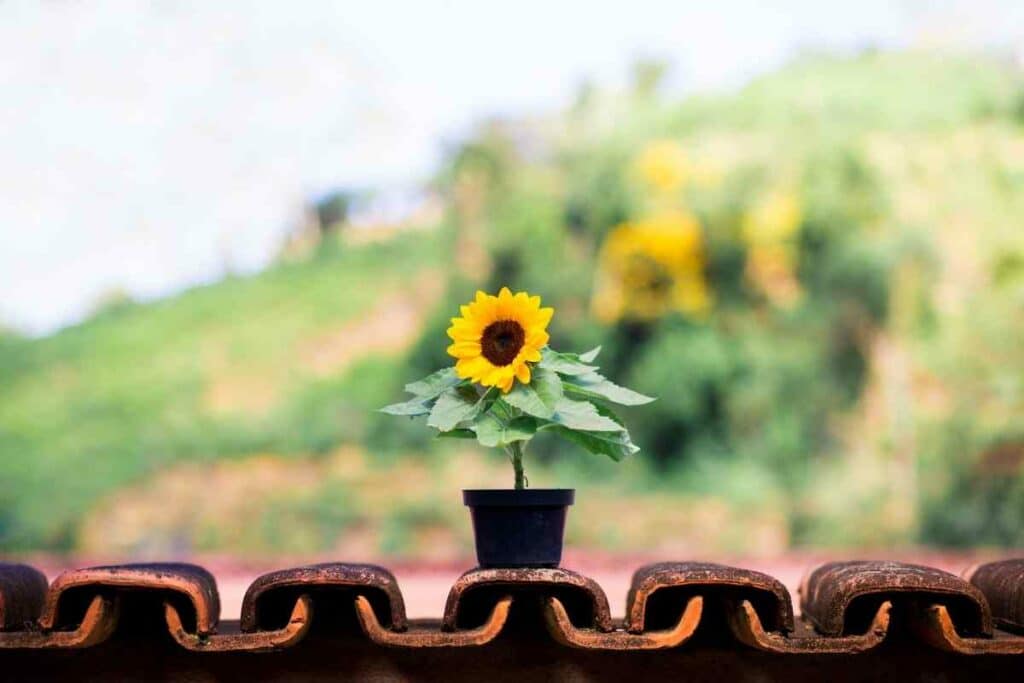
[{"x1": 1, "y1": 0, "x2": 1021, "y2": 335}]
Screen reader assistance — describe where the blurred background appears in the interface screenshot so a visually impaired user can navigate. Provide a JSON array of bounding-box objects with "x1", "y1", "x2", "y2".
[{"x1": 3, "y1": 0, "x2": 1024, "y2": 614}]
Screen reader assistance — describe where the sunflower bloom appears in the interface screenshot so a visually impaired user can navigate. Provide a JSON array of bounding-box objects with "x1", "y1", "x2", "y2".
[
  {"x1": 446, "y1": 288, "x2": 553, "y2": 393},
  {"x1": 592, "y1": 210, "x2": 711, "y2": 322}
]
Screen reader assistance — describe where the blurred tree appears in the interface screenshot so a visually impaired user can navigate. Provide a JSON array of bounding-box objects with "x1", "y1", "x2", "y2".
[
  {"x1": 313, "y1": 190, "x2": 353, "y2": 237},
  {"x1": 631, "y1": 58, "x2": 669, "y2": 99}
]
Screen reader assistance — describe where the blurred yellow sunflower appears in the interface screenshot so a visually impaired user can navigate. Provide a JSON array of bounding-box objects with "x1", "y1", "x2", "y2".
[
  {"x1": 446, "y1": 287, "x2": 553, "y2": 393},
  {"x1": 592, "y1": 210, "x2": 711, "y2": 322},
  {"x1": 634, "y1": 140, "x2": 689, "y2": 193}
]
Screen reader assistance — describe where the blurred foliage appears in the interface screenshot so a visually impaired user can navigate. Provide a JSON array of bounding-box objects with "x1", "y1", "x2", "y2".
[{"x1": 3, "y1": 50, "x2": 1024, "y2": 555}]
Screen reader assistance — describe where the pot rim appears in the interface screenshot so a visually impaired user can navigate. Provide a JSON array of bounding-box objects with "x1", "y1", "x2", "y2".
[{"x1": 463, "y1": 488, "x2": 575, "y2": 507}]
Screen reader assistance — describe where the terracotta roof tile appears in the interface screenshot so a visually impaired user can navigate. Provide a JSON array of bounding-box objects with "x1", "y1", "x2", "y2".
[{"x1": 1, "y1": 558, "x2": 1023, "y2": 657}]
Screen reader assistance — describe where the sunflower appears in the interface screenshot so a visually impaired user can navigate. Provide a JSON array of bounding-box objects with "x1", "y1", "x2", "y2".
[
  {"x1": 592, "y1": 210, "x2": 711, "y2": 322},
  {"x1": 446, "y1": 287, "x2": 553, "y2": 393}
]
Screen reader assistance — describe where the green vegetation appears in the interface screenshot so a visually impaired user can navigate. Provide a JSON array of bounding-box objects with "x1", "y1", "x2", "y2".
[
  {"x1": 3, "y1": 50, "x2": 1024, "y2": 555},
  {"x1": 0, "y1": 235, "x2": 447, "y2": 549}
]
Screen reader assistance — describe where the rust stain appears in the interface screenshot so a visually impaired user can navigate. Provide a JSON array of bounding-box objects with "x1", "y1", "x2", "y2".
[
  {"x1": 165, "y1": 595, "x2": 312, "y2": 652},
  {"x1": 441, "y1": 567, "x2": 613, "y2": 633},
  {"x1": 0, "y1": 595, "x2": 118, "y2": 650},
  {"x1": 800, "y1": 560, "x2": 992, "y2": 637},
  {"x1": 728, "y1": 599, "x2": 892, "y2": 654},
  {"x1": 544, "y1": 595, "x2": 702, "y2": 650},
  {"x1": 626, "y1": 562, "x2": 794, "y2": 634},
  {"x1": 241, "y1": 563, "x2": 407, "y2": 633},
  {"x1": 354, "y1": 595, "x2": 511, "y2": 648},
  {"x1": 38, "y1": 563, "x2": 220, "y2": 636},
  {"x1": 911, "y1": 603, "x2": 1024, "y2": 655}
]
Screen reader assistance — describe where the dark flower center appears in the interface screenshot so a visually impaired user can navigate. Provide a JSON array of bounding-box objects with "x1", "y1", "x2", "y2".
[
  {"x1": 625, "y1": 254, "x2": 674, "y2": 296},
  {"x1": 480, "y1": 320, "x2": 526, "y2": 366}
]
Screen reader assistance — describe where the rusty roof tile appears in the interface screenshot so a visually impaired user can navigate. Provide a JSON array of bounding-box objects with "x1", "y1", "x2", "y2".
[
  {"x1": 1, "y1": 558, "x2": 1024, "y2": 658},
  {"x1": 0, "y1": 594, "x2": 120, "y2": 651},
  {"x1": 240, "y1": 563, "x2": 406, "y2": 633},
  {"x1": 625, "y1": 562, "x2": 794, "y2": 634},
  {"x1": 165, "y1": 594, "x2": 312, "y2": 652},
  {"x1": 39, "y1": 563, "x2": 220, "y2": 636},
  {"x1": 543, "y1": 594, "x2": 703, "y2": 650},
  {"x1": 0, "y1": 564, "x2": 48, "y2": 632},
  {"x1": 441, "y1": 567, "x2": 612, "y2": 632},
  {"x1": 355, "y1": 595, "x2": 513, "y2": 648},
  {"x1": 800, "y1": 560, "x2": 992, "y2": 638},
  {"x1": 729, "y1": 596, "x2": 892, "y2": 654},
  {"x1": 909, "y1": 603, "x2": 1024, "y2": 655},
  {"x1": 964, "y1": 559, "x2": 1024, "y2": 634}
]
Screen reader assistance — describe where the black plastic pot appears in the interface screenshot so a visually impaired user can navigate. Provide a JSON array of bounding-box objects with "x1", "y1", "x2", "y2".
[{"x1": 463, "y1": 488, "x2": 575, "y2": 568}]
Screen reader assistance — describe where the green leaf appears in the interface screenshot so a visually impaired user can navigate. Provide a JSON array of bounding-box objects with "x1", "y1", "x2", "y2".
[
  {"x1": 549, "y1": 397, "x2": 622, "y2": 432},
  {"x1": 591, "y1": 400, "x2": 626, "y2": 427},
  {"x1": 472, "y1": 413, "x2": 538, "y2": 448},
  {"x1": 405, "y1": 367, "x2": 462, "y2": 399},
  {"x1": 471, "y1": 413, "x2": 504, "y2": 448},
  {"x1": 546, "y1": 425, "x2": 639, "y2": 462},
  {"x1": 562, "y1": 372, "x2": 656, "y2": 406},
  {"x1": 435, "y1": 428, "x2": 476, "y2": 439},
  {"x1": 578, "y1": 346, "x2": 602, "y2": 363},
  {"x1": 427, "y1": 386, "x2": 482, "y2": 432},
  {"x1": 501, "y1": 367, "x2": 563, "y2": 418},
  {"x1": 540, "y1": 348, "x2": 598, "y2": 376},
  {"x1": 380, "y1": 396, "x2": 433, "y2": 416}
]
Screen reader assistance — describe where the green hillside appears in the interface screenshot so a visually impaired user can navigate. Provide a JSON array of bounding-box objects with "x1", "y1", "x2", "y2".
[
  {"x1": 3, "y1": 50, "x2": 1024, "y2": 556},
  {"x1": 0, "y1": 235, "x2": 450, "y2": 549}
]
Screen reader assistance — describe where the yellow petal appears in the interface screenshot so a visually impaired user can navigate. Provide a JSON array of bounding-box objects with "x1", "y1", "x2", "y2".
[
  {"x1": 495, "y1": 287, "x2": 513, "y2": 319},
  {"x1": 447, "y1": 341, "x2": 481, "y2": 359},
  {"x1": 447, "y1": 325, "x2": 482, "y2": 342},
  {"x1": 449, "y1": 317, "x2": 481, "y2": 333},
  {"x1": 520, "y1": 347, "x2": 542, "y2": 363},
  {"x1": 526, "y1": 331, "x2": 549, "y2": 348},
  {"x1": 500, "y1": 373, "x2": 515, "y2": 393},
  {"x1": 515, "y1": 362, "x2": 531, "y2": 384},
  {"x1": 454, "y1": 359, "x2": 475, "y2": 380},
  {"x1": 456, "y1": 356, "x2": 492, "y2": 381},
  {"x1": 470, "y1": 295, "x2": 497, "y2": 323},
  {"x1": 482, "y1": 365, "x2": 507, "y2": 388}
]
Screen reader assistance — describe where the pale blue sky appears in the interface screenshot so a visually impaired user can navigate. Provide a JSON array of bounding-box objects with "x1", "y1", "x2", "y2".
[{"x1": 1, "y1": 0, "x2": 1021, "y2": 334}]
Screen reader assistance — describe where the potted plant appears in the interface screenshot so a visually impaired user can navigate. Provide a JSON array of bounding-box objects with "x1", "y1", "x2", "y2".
[{"x1": 383, "y1": 287, "x2": 654, "y2": 567}]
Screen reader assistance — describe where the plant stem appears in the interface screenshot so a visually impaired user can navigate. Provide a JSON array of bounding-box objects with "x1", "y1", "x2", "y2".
[{"x1": 508, "y1": 442, "x2": 526, "y2": 490}]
